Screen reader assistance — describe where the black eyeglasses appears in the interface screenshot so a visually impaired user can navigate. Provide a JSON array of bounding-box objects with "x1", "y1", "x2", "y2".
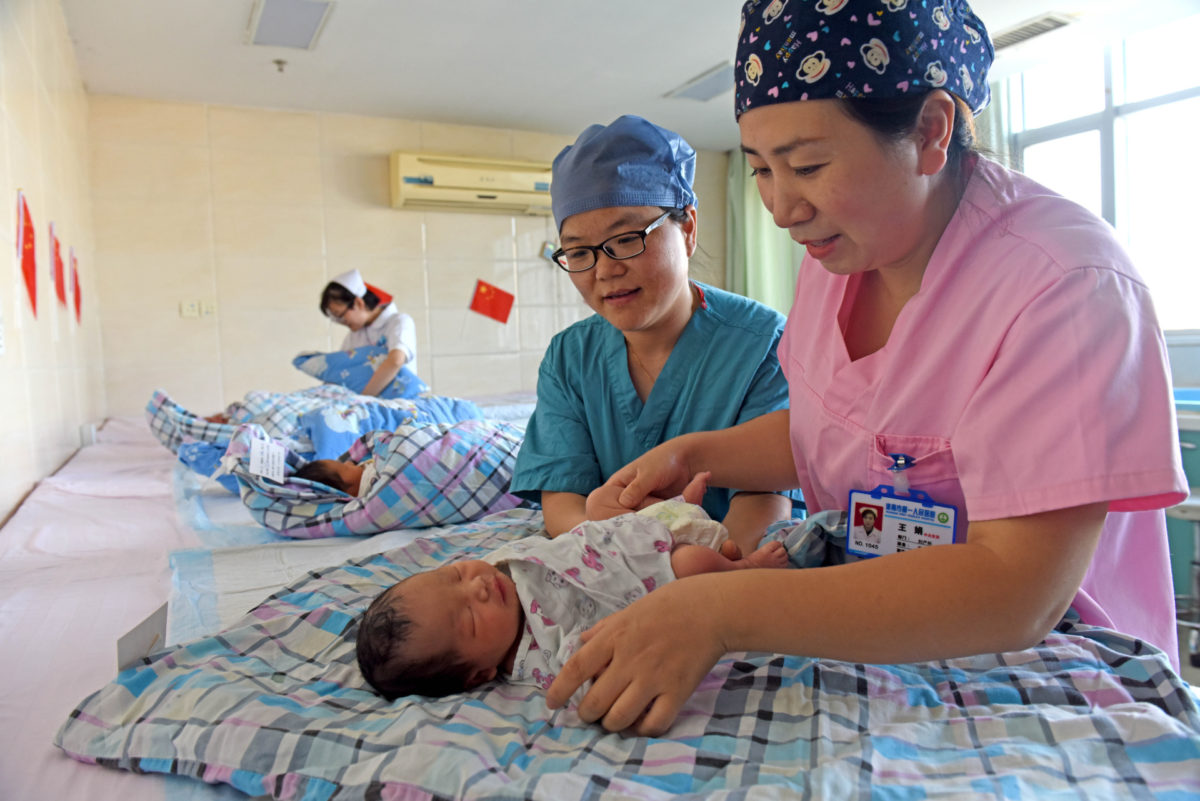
[{"x1": 551, "y1": 211, "x2": 672, "y2": 273}]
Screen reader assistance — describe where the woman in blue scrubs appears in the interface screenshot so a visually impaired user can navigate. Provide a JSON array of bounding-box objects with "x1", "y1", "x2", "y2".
[{"x1": 510, "y1": 115, "x2": 797, "y2": 553}]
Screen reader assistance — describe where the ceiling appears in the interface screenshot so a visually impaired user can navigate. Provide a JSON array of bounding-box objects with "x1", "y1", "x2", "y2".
[{"x1": 60, "y1": 0, "x2": 1164, "y2": 153}]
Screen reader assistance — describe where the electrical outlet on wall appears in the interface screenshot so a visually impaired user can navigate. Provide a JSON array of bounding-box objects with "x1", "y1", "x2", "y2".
[
  {"x1": 180, "y1": 300, "x2": 200, "y2": 318},
  {"x1": 200, "y1": 300, "x2": 218, "y2": 318}
]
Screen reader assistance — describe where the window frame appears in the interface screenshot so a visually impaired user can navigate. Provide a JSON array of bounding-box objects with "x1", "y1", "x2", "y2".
[{"x1": 1006, "y1": 39, "x2": 1200, "y2": 337}]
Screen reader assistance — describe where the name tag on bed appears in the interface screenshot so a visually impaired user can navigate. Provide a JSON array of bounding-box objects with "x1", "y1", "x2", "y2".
[
  {"x1": 249, "y1": 439, "x2": 287, "y2": 484},
  {"x1": 847, "y1": 485, "x2": 958, "y2": 559},
  {"x1": 117, "y1": 602, "x2": 167, "y2": 672}
]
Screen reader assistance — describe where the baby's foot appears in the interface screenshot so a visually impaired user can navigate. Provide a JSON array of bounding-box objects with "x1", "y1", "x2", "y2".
[{"x1": 738, "y1": 540, "x2": 789, "y2": 569}]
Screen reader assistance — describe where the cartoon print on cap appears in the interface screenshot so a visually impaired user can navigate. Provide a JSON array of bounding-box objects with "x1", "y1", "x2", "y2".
[
  {"x1": 932, "y1": 5, "x2": 951, "y2": 31},
  {"x1": 861, "y1": 39, "x2": 890, "y2": 74},
  {"x1": 734, "y1": 0, "x2": 995, "y2": 117},
  {"x1": 959, "y1": 64, "x2": 974, "y2": 96},
  {"x1": 925, "y1": 61, "x2": 948, "y2": 87},
  {"x1": 763, "y1": 0, "x2": 788, "y2": 25},
  {"x1": 745, "y1": 52, "x2": 764, "y2": 85},
  {"x1": 815, "y1": 0, "x2": 849, "y2": 14},
  {"x1": 797, "y1": 50, "x2": 831, "y2": 83}
]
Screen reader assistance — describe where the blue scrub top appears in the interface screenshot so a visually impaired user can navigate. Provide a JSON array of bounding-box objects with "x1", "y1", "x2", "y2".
[{"x1": 511, "y1": 282, "x2": 795, "y2": 521}]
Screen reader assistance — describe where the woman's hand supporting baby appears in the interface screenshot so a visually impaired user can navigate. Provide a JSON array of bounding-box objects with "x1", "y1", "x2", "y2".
[{"x1": 545, "y1": 572, "x2": 730, "y2": 736}]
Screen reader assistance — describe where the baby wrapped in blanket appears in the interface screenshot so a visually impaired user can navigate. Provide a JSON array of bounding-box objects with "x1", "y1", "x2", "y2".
[
  {"x1": 224, "y1": 419, "x2": 525, "y2": 538},
  {"x1": 355, "y1": 474, "x2": 789, "y2": 699}
]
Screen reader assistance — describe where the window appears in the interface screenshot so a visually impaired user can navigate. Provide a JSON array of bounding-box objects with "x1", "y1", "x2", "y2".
[{"x1": 1002, "y1": 13, "x2": 1200, "y2": 334}]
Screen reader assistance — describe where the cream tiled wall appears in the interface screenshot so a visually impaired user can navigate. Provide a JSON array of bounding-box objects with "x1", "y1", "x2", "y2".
[
  {"x1": 89, "y1": 96, "x2": 729, "y2": 416},
  {"x1": 0, "y1": 0, "x2": 104, "y2": 522}
]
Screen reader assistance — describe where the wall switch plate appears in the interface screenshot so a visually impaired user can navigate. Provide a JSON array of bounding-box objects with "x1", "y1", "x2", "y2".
[{"x1": 180, "y1": 300, "x2": 200, "y2": 318}]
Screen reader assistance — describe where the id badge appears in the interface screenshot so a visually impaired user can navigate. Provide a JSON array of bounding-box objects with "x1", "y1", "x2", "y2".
[{"x1": 847, "y1": 485, "x2": 958, "y2": 559}]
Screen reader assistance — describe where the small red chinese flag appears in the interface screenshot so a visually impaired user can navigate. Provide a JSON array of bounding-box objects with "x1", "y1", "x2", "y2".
[
  {"x1": 468, "y1": 279, "x2": 514, "y2": 324},
  {"x1": 16, "y1": 190, "x2": 36, "y2": 317},
  {"x1": 51, "y1": 223, "x2": 67, "y2": 307},
  {"x1": 70, "y1": 248, "x2": 81, "y2": 323}
]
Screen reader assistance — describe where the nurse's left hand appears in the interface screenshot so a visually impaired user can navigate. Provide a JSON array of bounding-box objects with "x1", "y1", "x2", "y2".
[{"x1": 546, "y1": 578, "x2": 726, "y2": 736}]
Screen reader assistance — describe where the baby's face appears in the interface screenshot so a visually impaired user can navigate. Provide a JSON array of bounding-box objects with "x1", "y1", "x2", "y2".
[
  {"x1": 396, "y1": 559, "x2": 522, "y2": 684},
  {"x1": 329, "y1": 461, "x2": 365, "y2": 495}
]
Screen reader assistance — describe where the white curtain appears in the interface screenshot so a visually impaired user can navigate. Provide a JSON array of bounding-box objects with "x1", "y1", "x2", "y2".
[{"x1": 976, "y1": 80, "x2": 1013, "y2": 168}]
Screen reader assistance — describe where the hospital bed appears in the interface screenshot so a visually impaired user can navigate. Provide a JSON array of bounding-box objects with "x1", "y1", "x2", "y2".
[{"x1": 3, "y1": 413, "x2": 1199, "y2": 801}]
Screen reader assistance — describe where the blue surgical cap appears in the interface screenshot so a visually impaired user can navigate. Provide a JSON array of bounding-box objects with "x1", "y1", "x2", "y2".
[{"x1": 551, "y1": 115, "x2": 698, "y2": 231}]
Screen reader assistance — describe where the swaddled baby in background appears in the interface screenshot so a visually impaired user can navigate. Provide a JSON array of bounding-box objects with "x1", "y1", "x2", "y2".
[
  {"x1": 355, "y1": 473, "x2": 789, "y2": 700},
  {"x1": 293, "y1": 457, "x2": 379, "y2": 497}
]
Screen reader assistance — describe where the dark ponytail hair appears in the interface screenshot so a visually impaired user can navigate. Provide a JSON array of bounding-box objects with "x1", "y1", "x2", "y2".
[
  {"x1": 838, "y1": 91, "x2": 977, "y2": 178},
  {"x1": 319, "y1": 281, "x2": 381, "y2": 316}
]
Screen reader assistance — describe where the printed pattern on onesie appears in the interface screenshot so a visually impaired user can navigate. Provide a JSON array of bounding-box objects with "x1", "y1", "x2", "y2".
[{"x1": 483, "y1": 514, "x2": 678, "y2": 692}]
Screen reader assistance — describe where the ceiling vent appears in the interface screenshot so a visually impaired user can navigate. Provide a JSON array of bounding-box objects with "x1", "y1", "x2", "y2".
[
  {"x1": 992, "y1": 13, "x2": 1074, "y2": 50},
  {"x1": 246, "y1": 0, "x2": 334, "y2": 50},
  {"x1": 664, "y1": 62, "x2": 735, "y2": 102}
]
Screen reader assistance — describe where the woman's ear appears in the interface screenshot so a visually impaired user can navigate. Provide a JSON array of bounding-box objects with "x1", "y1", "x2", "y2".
[
  {"x1": 680, "y1": 205, "x2": 699, "y2": 257},
  {"x1": 915, "y1": 90, "x2": 956, "y2": 177}
]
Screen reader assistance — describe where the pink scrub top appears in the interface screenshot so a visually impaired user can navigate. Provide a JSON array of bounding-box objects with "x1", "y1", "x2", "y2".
[{"x1": 779, "y1": 156, "x2": 1188, "y2": 666}]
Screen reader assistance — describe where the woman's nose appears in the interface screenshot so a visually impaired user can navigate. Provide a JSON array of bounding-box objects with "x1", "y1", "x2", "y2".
[
  {"x1": 592, "y1": 250, "x2": 627, "y2": 280},
  {"x1": 769, "y1": 183, "x2": 815, "y2": 230}
]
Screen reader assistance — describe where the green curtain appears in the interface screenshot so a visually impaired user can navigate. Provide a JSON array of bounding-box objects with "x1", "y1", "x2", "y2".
[{"x1": 724, "y1": 154, "x2": 803, "y2": 315}]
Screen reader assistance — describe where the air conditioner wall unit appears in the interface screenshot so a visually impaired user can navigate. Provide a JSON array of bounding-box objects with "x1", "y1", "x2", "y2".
[{"x1": 389, "y1": 152, "x2": 553, "y2": 216}]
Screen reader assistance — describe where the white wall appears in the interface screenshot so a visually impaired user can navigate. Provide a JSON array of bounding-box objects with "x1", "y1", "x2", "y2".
[
  {"x1": 87, "y1": 96, "x2": 729, "y2": 416},
  {"x1": 0, "y1": 0, "x2": 105, "y2": 521}
]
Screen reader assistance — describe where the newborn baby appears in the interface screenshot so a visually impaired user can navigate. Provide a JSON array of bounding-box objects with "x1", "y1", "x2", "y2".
[
  {"x1": 292, "y1": 457, "x2": 378, "y2": 497},
  {"x1": 355, "y1": 473, "x2": 788, "y2": 699}
]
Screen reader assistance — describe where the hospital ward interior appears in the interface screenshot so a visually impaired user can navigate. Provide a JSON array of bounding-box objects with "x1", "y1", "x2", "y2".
[{"x1": 1, "y1": 0, "x2": 1199, "y2": 798}]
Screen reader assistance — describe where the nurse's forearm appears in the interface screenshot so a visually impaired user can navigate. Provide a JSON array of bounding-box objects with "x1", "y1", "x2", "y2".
[
  {"x1": 705, "y1": 503, "x2": 1107, "y2": 663},
  {"x1": 540, "y1": 491, "x2": 588, "y2": 537},
  {"x1": 361, "y1": 350, "x2": 407, "y2": 397},
  {"x1": 689, "y1": 410, "x2": 798, "y2": 492}
]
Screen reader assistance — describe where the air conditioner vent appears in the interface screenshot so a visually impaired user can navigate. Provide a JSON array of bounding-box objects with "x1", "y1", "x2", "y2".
[{"x1": 992, "y1": 13, "x2": 1074, "y2": 50}]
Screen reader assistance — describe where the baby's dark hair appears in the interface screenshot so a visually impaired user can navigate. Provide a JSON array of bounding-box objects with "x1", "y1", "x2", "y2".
[
  {"x1": 293, "y1": 459, "x2": 351, "y2": 494},
  {"x1": 320, "y1": 281, "x2": 381, "y2": 316},
  {"x1": 355, "y1": 581, "x2": 475, "y2": 700}
]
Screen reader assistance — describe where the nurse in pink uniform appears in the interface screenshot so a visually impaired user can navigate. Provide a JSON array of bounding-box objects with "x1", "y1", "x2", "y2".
[{"x1": 545, "y1": 0, "x2": 1188, "y2": 736}]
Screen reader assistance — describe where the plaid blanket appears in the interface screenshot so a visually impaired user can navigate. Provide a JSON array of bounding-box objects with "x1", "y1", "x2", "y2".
[
  {"x1": 223, "y1": 420, "x2": 525, "y2": 538},
  {"x1": 145, "y1": 385, "x2": 386, "y2": 456},
  {"x1": 56, "y1": 514, "x2": 1200, "y2": 801},
  {"x1": 146, "y1": 388, "x2": 487, "y2": 495}
]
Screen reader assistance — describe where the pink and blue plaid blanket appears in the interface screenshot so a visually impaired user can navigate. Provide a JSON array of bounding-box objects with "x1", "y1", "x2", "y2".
[{"x1": 56, "y1": 513, "x2": 1200, "y2": 800}]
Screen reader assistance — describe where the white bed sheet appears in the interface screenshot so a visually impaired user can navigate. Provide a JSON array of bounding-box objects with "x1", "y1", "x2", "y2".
[{"x1": 0, "y1": 418, "x2": 245, "y2": 801}]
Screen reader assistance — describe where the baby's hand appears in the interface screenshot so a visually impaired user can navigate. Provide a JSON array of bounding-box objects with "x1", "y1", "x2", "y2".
[{"x1": 679, "y1": 472, "x2": 711, "y2": 506}]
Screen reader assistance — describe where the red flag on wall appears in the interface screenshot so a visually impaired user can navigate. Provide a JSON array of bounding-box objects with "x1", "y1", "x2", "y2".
[
  {"x1": 16, "y1": 190, "x2": 36, "y2": 317},
  {"x1": 70, "y1": 248, "x2": 81, "y2": 323},
  {"x1": 468, "y1": 279, "x2": 514, "y2": 324},
  {"x1": 51, "y1": 223, "x2": 66, "y2": 307}
]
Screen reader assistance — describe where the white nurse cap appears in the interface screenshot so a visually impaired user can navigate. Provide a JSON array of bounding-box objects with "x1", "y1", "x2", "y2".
[{"x1": 330, "y1": 269, "x2": 367, "y2": 297}]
